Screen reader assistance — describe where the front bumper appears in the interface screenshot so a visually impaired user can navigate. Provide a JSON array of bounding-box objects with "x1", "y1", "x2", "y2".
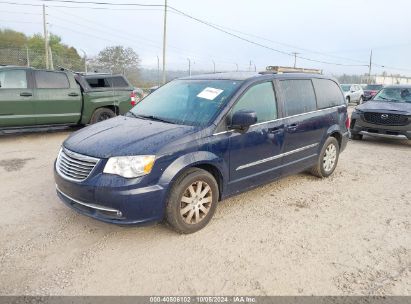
[
  {"x1": 54, "y1": 164, "x2": 167, "y2": 225},
  {"x1": 350, "y1": 112, "x2": 411, "y2": 140}
]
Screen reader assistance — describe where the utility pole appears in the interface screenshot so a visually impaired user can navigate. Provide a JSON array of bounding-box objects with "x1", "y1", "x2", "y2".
[
  {"x1": 253, "y1": 63, "x2": 256, "y2": 72},
  {"x1": 249, "y1": 60, "x2": 252, "y2": 71},
  {"x1": 368, "y1": 49, "x2": 373, "y2": 84},
  {"x1": 162, "y1": 0, "x2": 167, "y2": 84},
  {"x1": 292, "y1": 52, "x2": 299, "y2": 68},
  {"x1": 187, "y1": 58, "x2": 191, "y2": 76},
  {"x1": 212, "y1": 60, "x2": 215, "y2": 73},
  {"x1": 157, "y1": 55, "x2": 160, "y2": 86},
  {"x1": 42, "y1": 4, "x2": 49, "y2": 69},
  {"x1": 235, "y1": 63, "x2": 238, "y2": 72},
  {"x1": 48, "y1": 46, "x2": 54, "y2": 70}
]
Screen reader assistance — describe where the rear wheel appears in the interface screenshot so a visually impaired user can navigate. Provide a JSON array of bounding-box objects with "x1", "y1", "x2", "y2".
[
  {"x1": 346, "y1": 96, "x2": 350, "y2": 104},
  {"x1": 90, "y1": 108, "x2": 115, "y2": 124},
  {"x1": 310, "y1": 137, "x2": 340, "y2": 178},
  {"x1": 166, "y1": 168, "x2": 218, "y2": 234}
]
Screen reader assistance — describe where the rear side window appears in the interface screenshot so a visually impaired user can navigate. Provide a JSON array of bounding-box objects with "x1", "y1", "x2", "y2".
[
  {"x1": 35, "y1": 71, "x2": 69, "y2": 89},
  {"x1": 312, "y1": 78, "x2": 345, "y2": 109},
  {"x1": 86, "y1": 77, "x2": 111, "y2": 88},
  {"x1": 231, "y1": 82, "x2": 277, "y2": 123},
  {"x1": 279, "y1": 79, "x2": 317, "y2": 116},
  {"x1": 109, "y1": 76, "x2": 129, "y2": 88},
  {"x1": 0, "y1": 70, "x2": 27, "y2": 89},
  {"x1": 85, "y1": 76, "x2": 129, "y2": 88}
]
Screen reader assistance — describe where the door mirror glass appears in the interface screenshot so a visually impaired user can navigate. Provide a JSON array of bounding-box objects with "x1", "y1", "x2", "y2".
[{"x1": 230, "y1": 110, "x2": 257, "y2": 131}]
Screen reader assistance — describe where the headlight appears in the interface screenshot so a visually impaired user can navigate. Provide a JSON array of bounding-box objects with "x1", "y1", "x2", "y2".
[{"x1": 103, "y1": 155, "x2": 155, "y2": 178}]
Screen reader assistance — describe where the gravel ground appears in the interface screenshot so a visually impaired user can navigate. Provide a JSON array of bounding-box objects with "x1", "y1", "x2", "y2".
[{"x1": 0, "y1": 114, "x2": 410, "y2": 296}]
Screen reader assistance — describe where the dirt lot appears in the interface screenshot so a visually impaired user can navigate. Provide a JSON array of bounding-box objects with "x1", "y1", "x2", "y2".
[{"x1": 0, "y1": 117, "x2": 410, "y2": 296}]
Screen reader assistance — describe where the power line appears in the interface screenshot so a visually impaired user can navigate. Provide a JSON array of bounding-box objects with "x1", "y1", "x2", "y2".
[
  {"x1": 168, "y1": 6, "x2": 367, "y2": 67},
  {"x1": 2, "y1": 0, "x2": 411, "y2": 72},
  {"x1": 0, "y1": 0, "x2": 373, "y2": 67},
  {"x1": 0, "y1": 19, "x2": 42, "y2": 24},
  {"x1": 46, "y1": 6, "x2": 239, "y2": 66},
  {"x1": 0, "y1": 1, "x2": 164, "y2": 11},
  {"x1": 0, "y1": 10, "x2": 42, "y2": 15},
  {"x1": 169, "y1": 9, "x2": 370, "y2": 66},
  {"x1": 41, "y1": 0, "x2": 164, "y2": 7}
]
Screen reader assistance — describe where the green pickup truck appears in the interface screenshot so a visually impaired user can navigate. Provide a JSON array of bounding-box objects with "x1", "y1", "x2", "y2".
[{"x1": 0, "y1": 66, "x2": 135, "y2": 132}]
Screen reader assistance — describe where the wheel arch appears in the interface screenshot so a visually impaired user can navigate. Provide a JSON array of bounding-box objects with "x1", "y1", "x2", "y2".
[{"x1": 159, "y1": 151, "x2": 227, "y2": 201}]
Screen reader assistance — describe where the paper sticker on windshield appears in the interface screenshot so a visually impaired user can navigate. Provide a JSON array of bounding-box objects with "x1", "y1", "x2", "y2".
[{"x1": 197, "y1": 87, "x2": 224, "y2": 100}]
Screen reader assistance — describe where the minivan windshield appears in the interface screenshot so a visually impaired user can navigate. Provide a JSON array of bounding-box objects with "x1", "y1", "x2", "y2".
[
  {"x1": 128, "y1": 79, "x2": 242, "y2": 126},
  {"x1": 373, "y1": 87, "x2": 411, "y2": 103},
  {"x1": 364, "y1": 84, "x2": 383, "y2": 91}
]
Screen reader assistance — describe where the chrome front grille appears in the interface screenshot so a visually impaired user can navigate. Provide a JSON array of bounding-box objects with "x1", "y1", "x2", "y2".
[{"x1": 56, "y1": 148, "x2": 99, "y2": 182}]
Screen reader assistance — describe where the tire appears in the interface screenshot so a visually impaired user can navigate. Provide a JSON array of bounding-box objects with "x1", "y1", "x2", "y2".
[
  {"x1": 358, "y1": 96, "x2": 363, "y2": 105},
  {"x1": 310, "y1": 137, "x2": 340, "y2": 178},
  {"x1": 165, "y1": 168, "x2": 219, "y2": 234},
  {"x1": 346, "y1": 96, "x2": 350, "y2": 104},
  {"x1": 90, "y1": 108, "x2": 116, "y2": 124},
  {"x1": 350, "y1": 133, "x2": 363, "y2": 140}
]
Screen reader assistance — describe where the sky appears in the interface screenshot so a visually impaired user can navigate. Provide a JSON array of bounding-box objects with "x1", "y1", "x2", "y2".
[{"x1": 1, "y1": 0, "x2": 411, "y2": 76}]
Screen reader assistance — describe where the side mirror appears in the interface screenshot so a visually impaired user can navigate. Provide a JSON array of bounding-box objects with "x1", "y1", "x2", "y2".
[{"x1": 230, "y1": 110, "x2": 257, "y2": 131}]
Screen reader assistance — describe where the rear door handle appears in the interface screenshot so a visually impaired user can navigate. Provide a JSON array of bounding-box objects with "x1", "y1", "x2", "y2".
[
  {"x1": 287, "y1": 123, "x2": 298, "y2": 131},
  {"x1": 267, "y1": 126, "x2": 283, "y2": 134},
  {"x1": 68, "y1": 92, "x2": 79, "y2": 97},
  {"x1": 20, "y1": 92, "x2": 32, "y2": 97}
]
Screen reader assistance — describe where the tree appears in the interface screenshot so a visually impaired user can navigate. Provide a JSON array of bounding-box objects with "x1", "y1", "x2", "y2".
[
  {"x1": 96, "y1": 46, "x2": 140, "y2": 74},
  {"x1": 0, "y1": 29, "x2": 27, "y2": 48},
  {"x1": 0, "y1": 28, "x2": 82, "y2": 70}
]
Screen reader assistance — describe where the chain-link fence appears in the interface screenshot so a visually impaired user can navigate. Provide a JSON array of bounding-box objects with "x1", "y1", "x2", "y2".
[{"x1": 0, "y1": 47, "x2": 84, "y2": 71}]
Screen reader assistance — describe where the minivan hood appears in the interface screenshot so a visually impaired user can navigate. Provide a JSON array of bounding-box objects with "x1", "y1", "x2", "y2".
[
  {"x1": 357, "y1": 101, "x2": 411, "y2": 114},
  {"x1": 63, "y1": 116, "x2": 197, "y2": 158}
]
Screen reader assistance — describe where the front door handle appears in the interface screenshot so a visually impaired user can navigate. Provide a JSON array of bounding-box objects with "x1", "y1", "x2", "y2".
[
  {"x1": 287, "y1": 123, "x2": 298, "y2": 131},
  {"x1": 20, "y1": 92, "x2": 32, "y2": 97},
  {"x1": 68, "y1": 92, "x2": 79, "y2": 97}
]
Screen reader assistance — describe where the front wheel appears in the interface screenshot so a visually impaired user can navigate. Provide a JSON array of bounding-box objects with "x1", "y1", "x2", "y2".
[
  {"x1": 310, "y1": 137, "x2": 340, "y2": 178},
  {"x1": 90, "y1": 108, "x2": 115, "y2": 124},
  {"x1": 166, "y1": 168, "x2": 219, "y2": 234}
]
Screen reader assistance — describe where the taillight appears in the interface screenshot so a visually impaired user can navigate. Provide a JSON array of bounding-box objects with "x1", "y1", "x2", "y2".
[
  {"x1": 130, "y1": 92, "x2": 136, "y2": 106},
  {"x1": 345, "y1": 116, "x2": 350, "y2": 129}
]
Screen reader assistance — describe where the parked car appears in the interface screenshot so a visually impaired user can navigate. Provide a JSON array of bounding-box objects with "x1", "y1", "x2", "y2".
[
  {"x1": 340, "y1": 84, "x2": 364, "y2": 104},
  {"x1": 0, "y1": 66, "x2": 134, "y2": 132},
  {"x1": 363, "y1": 84, "x2": 384, "y2": 101},
  {"x1": 350, "y1": 85, "x2": 411, "y2": 140},
  {"x1": 54, "y1": 71, "x2": 349, "y2": 234}
]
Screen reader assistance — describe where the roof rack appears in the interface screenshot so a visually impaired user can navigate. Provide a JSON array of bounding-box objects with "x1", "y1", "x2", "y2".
[{"x1": 260, "y1": 66, "x2": 322, "y2": 74}]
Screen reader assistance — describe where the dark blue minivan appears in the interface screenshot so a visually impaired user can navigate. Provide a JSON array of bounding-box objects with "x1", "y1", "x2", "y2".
[{"x1": 54, "y1": 71, "x2": 349, "y2": 233}]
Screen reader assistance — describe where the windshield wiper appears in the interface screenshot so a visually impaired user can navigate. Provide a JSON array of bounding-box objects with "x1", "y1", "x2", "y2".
[
  {"x1": 126, "y1": 111, "x2": 139, "y2": 118},
  {"x1": 141, "y1": 115, "x2": 177, "y2": 124},
  {"x1": 129, "y1": 113, "x2": 176, "y2": 124}
]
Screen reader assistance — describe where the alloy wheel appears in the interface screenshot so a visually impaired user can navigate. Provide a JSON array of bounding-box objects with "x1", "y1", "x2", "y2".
[
  {"x1": 180, "y1": 180, "x2": 213, "y2": 224},
  {"x1": 323, "y1": 143, "x2": 337, "y2": 172}
]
